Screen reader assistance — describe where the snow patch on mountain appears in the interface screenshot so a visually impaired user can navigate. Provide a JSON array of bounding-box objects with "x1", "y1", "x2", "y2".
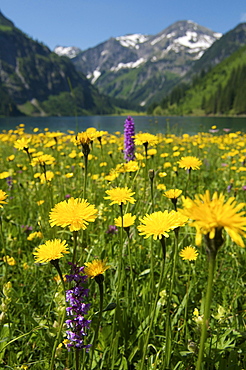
[
  {"x1": 87, "y1": 69, "x2": 101, "y2": 84},
  {"x1": 214, "y1": 32, "x2": 223, "y2": 38},
  {"x1": 116, "y1": 34, "x2": 149, "y2": 49},
  {"x1": 54, "y1": 46, "x2": 81, "y2": 58},
  {"x1": 174, "y1": 31, "x2": 220, "y2": 50},
  {"x1": 110, "y1": 58, "x2": 146, "y2": 72}
]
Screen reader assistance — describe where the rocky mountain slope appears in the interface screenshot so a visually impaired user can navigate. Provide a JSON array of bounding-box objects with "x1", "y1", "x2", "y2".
[{"x1": 64, "y1": 20, "x2": 221, "y2": 107}]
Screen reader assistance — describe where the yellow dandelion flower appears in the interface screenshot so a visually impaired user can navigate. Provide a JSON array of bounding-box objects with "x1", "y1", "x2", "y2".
[
  {"x1": 193, "y1": 308, "x2": 199, "y2": 317},
  {"x1": 116, "y1": 161, "x2": 139, "y2": 173},
  {"x1": 31, "y1": 154, "x2": 56, "y2": 167},
  {"x1": 147, "y1": 148, "x2": 157, "y2": 156},
  {"x1": 160, "y1": 152, "x2": 169, "y2": 158},
  {"x1": 179, "y1": 190, "x2": 246, "y2": 247},
  {"x1": 14, "y1": 137, "x2": 31, "y2": 151},
  {"x1": 54, "y1": 274, "x2": 67, "y2": 283},
  {"x1": 23, "y1": 262, "x2": 29, "y2": 270},
  {"x1": 172, "y1": 210, "x2": 189, "y2": 227},
  {"x1": 65, "y1": 173, "x2": 74, "y2": 178},
  {"x1": 114, "y1": 213, "x2": 136, "y2": 228},
  {"x1": 39, "y1": 171, "x2": 54, "y2": 184},
  {"x1": 37, "y1": 200, "x2": 45, "y2": 206},
  {"x1": 163, "y1": 162, "x2": 172, "y2": 169},
  {"x1": 49, "y1": 197, "x2": 98, "y2": 232},
  {"x1": 0, "y1": 190, "x2": 8, "y2": 207},
  {"x1": 75, "y1": 131, "x2": 95, "y2": 146},
  {"x1": 178, "y1": 156, "x2": 202, "y2": 170},
  {"x1": 0, "y1": 171, "x2": 10, "y2": 179},
  {"x1": 135, "y1": 153, "x2": 144, "y2": 161},
  {"x1": 7, "y1": 154, "x2": 15, "y2": 161},
  {"x1": 3, "y1": 255, "x2": 16, "y2": 266},
  {"x1": 157, "y1": 184, "x2": 166, "y2": 191},
  {"x1": 135, "y1": 133, "x2": 158, "y2": 146},
  {"x1": 164, "y1": 189, "x2": 182, "y2": 199},
  {"x1": 180, "y1": 246, "x2": 198, "y2": 261},
  {"x1": 69, "y1": 150, "x2": 77, "y2": 158},
  {"x1": 173, "y1": 151, "x2": 180, "y2": 157},
  {"x1": 138, "y1": 210, "x2": 186, "y2": 240},
  {"x1": 84, "y1": 259, "x2": 110, "y2": 278},
  {"x1": 33, "y1": 239, "x2": 69, "y2": 263},
  {"x1": 165, "y1": 138, "x2": 173, "y2": 144},
  {"x1": 27, "y1": 231, "x2": 43, "y2": 241},
  {"x1": 104, "y1": 171, "x2": 119, "y2": 182},
  {"x1": 104, "y1": 187, "x2": 136, "y2": 205}
]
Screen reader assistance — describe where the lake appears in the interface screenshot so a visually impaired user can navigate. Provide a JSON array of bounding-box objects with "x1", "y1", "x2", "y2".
[{"x1": 0, "y1": 115, "x2": 245, "y2": 135}]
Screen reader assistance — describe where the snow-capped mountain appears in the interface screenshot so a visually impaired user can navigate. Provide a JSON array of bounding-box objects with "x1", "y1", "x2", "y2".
[{"x1": 55, "y1": 20, "x2": 222, "y2": 106}]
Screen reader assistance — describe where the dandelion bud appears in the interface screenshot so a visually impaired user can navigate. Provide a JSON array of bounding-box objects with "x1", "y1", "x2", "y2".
[{"x1": 148, "y1": 169, "x2": 155, "y2": 180}]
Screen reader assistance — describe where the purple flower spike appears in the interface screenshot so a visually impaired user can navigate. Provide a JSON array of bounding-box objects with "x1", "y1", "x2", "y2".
[
  {"x1": 65, "y1": 263, "x2": 91, "y2": 351},
  {"x1": 124, "y1": 116, "x2": 135, "y2": 162}
]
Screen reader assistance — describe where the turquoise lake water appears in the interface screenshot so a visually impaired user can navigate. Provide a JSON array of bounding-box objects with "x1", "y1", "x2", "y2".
[{"x1": 0, "y1": 115, "x2": 245, "y2": 135}]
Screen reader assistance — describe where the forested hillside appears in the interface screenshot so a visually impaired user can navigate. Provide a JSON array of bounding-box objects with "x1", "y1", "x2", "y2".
[
  {"x1": 0, "y1": 11, "x2": 115, "y2": 116},
  {"x1": 148, "y1": 44, "x2": 246, "y2": 116}
]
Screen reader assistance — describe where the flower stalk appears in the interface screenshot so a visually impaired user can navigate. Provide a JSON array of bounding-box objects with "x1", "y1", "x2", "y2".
[
  {"x1": 124, "y1": 116, "x2": 135, "y2": 162},
  {"x1": 163, "y1": 228, "x2": 179, "y2": 368},
  {"x1": 88, "y1": 274, "x2": 104, "y2": 370},
  {"x1": 49, "y1": 259, "x2": 66, "y2": 370},
  {"x1": 140, "y1": 236, "x2": 166, "y2": 370},
  {"x1": 196, "y1": 231, "x2": 222, "y2": 370}
]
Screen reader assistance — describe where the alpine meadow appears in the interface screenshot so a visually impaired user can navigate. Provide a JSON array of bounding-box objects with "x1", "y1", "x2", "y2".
[{"x1": 0, "y1": 120, "x2": 246, "y2": 369}]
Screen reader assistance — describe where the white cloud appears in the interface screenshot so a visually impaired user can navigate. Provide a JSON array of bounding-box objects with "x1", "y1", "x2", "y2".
[{"x1": 240, "y1": 13, "x2": 246, "y2": 22}]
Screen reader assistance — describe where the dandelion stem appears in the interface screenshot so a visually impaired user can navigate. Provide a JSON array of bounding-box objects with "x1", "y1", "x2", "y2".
[
  {"x1": 184, "y1": 262, "x2": 192, "y2": 343},
  {"x1": 88, "y1": 276, "x2": 104, "y2": 370},
  {"x1": 126, "y1": 231, "x2": 144, "y2": 333},
  {"x1": 118, "y1": 203, "x2": 124, "y2": 292},
  {"x1": 83, "y1": 153, "x2": 88, "y2": 198},
  {"x1": 196, "y1": 248, "x2": 217, "y2": 370},
  {"x1": 49, "y1": 259, "x2": 66, "y2": 370},
  {"x1": 140, "y1": 236, "x2": 166, "y2": 370},
  {"x1": 163, "y1": 229, "x2": 179, "y2": 368},
  {"x1": 149, "y1": 169, "x2": 155, "y2": 213}
]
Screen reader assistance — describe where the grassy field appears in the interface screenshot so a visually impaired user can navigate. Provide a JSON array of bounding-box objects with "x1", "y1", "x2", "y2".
[{"x1": 0, "y1": 122, "x2": 245, "y2": 370}]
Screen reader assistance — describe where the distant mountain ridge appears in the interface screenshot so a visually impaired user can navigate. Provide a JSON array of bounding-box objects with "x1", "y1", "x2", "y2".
[
  {"x1": 185, "y1": 23, "x2": 246, "y2": 77},
  {"x1": 148, "y1": 35, "x2": 246, "y2": 116},
  {"x1": 56, "y1": 20, "x2": 221, "y2": 107},
  {"x1": 0, "y1": 11, "x2": 115, "y2": 116},
  {"x1": 1, "y1": 10, "x2": 246, "y2": 117}
]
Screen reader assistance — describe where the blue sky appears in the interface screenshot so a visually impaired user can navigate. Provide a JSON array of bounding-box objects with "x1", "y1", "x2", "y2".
[{"x1": 1, "y1": 0, "x2": 246, "y2": 51}]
